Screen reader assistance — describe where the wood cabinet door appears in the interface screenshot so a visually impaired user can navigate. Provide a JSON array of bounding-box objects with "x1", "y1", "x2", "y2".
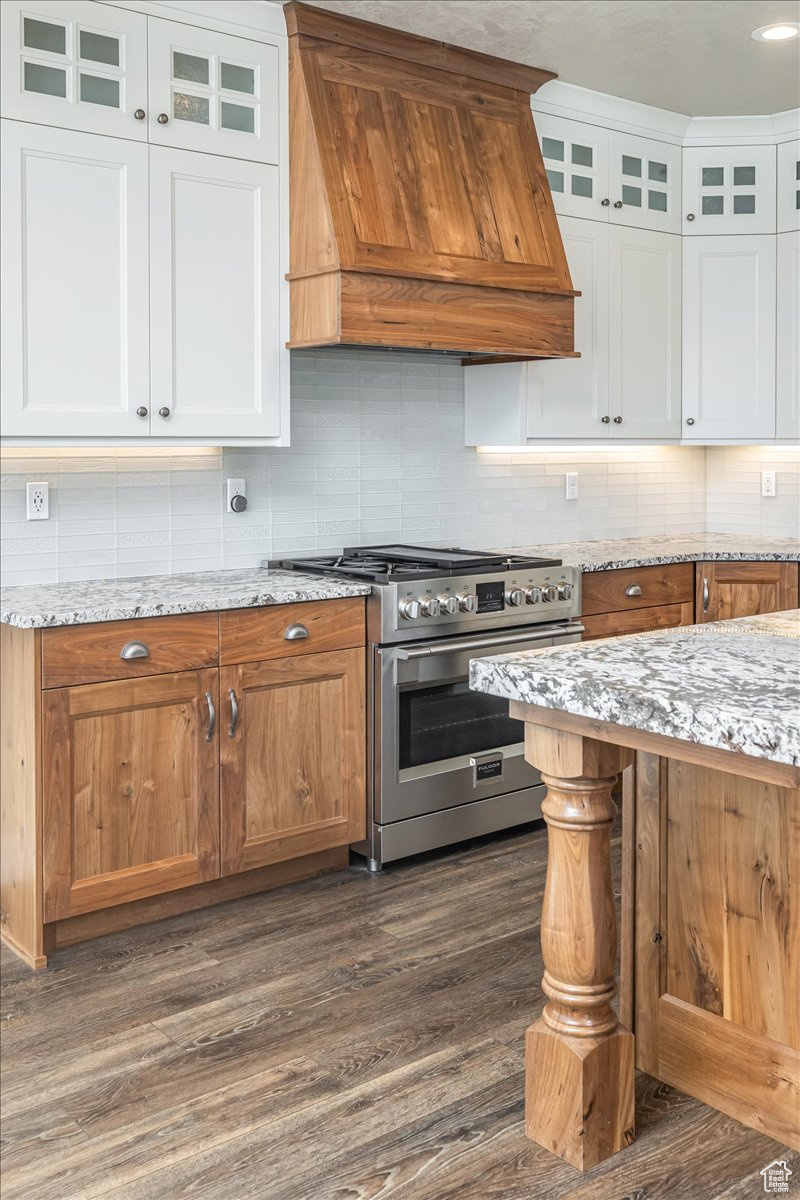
[
  {"x1": 696, "y1": 561, "x2": 799, "y2": 623},
  {"x1": 43, "y1": 669, "x2": 220, "y2": 920},
  {"x1": 220, "y1": 649, "x2": 365, "y2": 875}
]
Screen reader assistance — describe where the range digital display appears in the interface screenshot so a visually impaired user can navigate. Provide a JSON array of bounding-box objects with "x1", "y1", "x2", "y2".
[{"x1": 476, "y1": 580, "x2": 505, "y2": 613}]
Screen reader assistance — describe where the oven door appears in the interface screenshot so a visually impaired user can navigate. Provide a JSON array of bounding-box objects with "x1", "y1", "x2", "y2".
[{"x1": 373, "y1": 623, "x2": 583, "y2": 825}]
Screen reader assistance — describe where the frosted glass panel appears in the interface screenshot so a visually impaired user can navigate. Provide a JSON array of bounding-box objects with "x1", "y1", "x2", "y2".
[
  {"x1": 80, "y1": 30, "x2": 119, "y2": 67},
  {"x1": 648, "y1": 189, "x2": 668, "y2": 212},
  {"x1": 622, "y1": 184, "x2": 641, "y2": 206},
  {"x1": 796, "y1": 161, "x2": 800, "y2": 181},
  {"x1": 796, "y1": 190, "x2": 800, "y2": 210},
  {"x1": 542, "y1": 137, "x2": 564, "y2": 162},
  {"x1": 733, "y1": 165, "x2": 755, "y2": 187},
  {"x1": 648, "y1": 160, "x2": 668, "y2": 183},
  {"x1": 733, "y1": 194, "x2": 756, "y2": 214},
  {"x1": 220, "y1": 63, "x2": 254, "y2": 94},
  {"x1": 702, "y1": 166, "x2": 724, "y2": 186},
  {"x1": 220, "y1": 102, "x2": 255, "y2": 134},
  {"x1": 23, "y1": 17, "x2": 66, "y2": 55},
  {"x1": 173, "y1": 92, "x2": 210, "y2": 124},
  {"x1": 622, "y1": 155, "x2": 641, "y2": 178},
  {"x1": 23, "y1": 61, "x2": 67, "y2": 98},
  {"x1": 572, "y1": 174, "x2": 592, "y2": 198},
  {"x1": 702, "y1": 195, "x2": 724, "y2": 215},
  {"x1": 173, "y1": 51, "x2": 209, "y2": 85},
  {"x1": 546, "y1": 168, "x2": 564, "y2": 193},
  {"x1": 80, "y1": 73, "x2": 119, "y2": 107},
  {"x1": 572, "y1": 143, "x2": 592, "y2": 167}
]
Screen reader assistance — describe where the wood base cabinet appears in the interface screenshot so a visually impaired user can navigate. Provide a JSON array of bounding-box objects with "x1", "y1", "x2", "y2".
[{"x1": 696, "y1": 561, "x2": 799, "y2": 623}]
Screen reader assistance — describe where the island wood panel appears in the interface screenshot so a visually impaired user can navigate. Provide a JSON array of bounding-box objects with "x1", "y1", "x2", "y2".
[
  {"x1": 581, "y1": 601, "x2": 694, "y2": 641},
  {"x1": 581, "y1": 563, "x2": 694, "y2": 616},
  {"x1": 220, "y1": 648, "x2": 366, "y2": 875},
  {"x1": 696, "y1": 560, "x2": 799, "y2": 623},
  {"x1": 219, "y1": 597, "x2": 365, "y2": 665},
  {"x1": 42, "y1": 670, "x2": 220, "y2": 920},
  {"x1": 41, "y1": 612, "x2": 219, "y2": 689}
]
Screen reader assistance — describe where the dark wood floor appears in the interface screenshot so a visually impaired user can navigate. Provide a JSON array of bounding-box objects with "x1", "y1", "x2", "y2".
[{"x1": 1, "y1": 821, "x2": 796, "y2": 1200}]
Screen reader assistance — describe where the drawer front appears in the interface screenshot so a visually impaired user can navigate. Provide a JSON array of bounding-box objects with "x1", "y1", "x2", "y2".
[
  {"x1": 220, "y1": 598, "x2": 366, "y2": 665},
  {"x1": 582, "y1": 601, "x2": 694, "y2": 641},
  {"x1": 581, "y1": 563, "x2": 694, "y2": 616},
  {"x1": 42, "y1": 613, "x2": 219, "y2": 689}
]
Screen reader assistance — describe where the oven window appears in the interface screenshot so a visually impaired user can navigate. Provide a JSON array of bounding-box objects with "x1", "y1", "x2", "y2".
[{"x1": 398, "y1": 681, "x2": 524, "y2": 769}]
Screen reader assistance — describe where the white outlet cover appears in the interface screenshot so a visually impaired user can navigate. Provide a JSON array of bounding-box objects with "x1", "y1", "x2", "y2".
[
  {"x1": 761, "y1": 470, "x2": 777, "y2": 498},
  {"x1": 565, "y1": 472, "x2": 579, "y2": 501},
  {"x1": 227, "y1": 477, "x2": 246, "y2": 508},
  {"x1": 26, "y1": 481, "x2": 49, "y2": 520}
]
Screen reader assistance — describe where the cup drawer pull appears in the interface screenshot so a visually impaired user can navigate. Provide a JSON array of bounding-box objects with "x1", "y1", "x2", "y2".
[
  {"x1": 284, "y1": 623, "x2": 309, "y2": 641},
  {"x1": 624, "y1": 584, "x2": 643, "y2": 597},
  {"x1": 120, "y1": 641, "x2": 150, "y2": 660}
]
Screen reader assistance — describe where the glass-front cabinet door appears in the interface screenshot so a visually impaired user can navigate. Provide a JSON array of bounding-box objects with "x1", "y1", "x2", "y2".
[
  {"x1": 682, "y1": 145, "x2": 776, "y2": 235},
  {"x1": 535, "y1": 113, "x2": 610, "y2": 221},
  {"x1": 607, "y1": 132, "x2": 681, "y2": 234},
  {"x1": 0, "y1": 0, "x2": 147, "y2": 138},
  {"x1": 147, "y1": 18, "x2": 279, "y2": 164},
  {"x1": 777, "y1": 139, "x2": 800, "y2": 233}
]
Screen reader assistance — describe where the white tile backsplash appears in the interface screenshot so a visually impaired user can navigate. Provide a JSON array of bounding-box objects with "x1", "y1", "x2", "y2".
[{"x1": 1, "y1": 350, "x2": 794, "y2": 585}]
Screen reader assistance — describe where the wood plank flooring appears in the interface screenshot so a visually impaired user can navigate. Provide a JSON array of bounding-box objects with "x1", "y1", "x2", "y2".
[{"x1": 2, "y1": 821, "x2": 797, "y2": 1199}]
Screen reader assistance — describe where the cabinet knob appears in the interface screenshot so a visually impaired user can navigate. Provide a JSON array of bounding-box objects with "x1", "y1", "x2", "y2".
[
  {"x1": 157, "y1": 112, "x2": 169, "y2": 124},
  {"x1": 686, "y1": 213, "x2": 695, "y2": 221},
  {"x1": 601, "y1": 415, "x2": 611, "y2": 423},
  {"x1": 613, "y1": 200, "x2": 623, "y2": 208},
  {"x1": 134, "y1": 108, "x2": 146, "y2": 120},
  {"x1": 601, "y1": 198, "x2": 610, "y2": 206},
  {"x1": 158, "y1": 407, "x2": 171, "y2": 418},
  {"x1": 613, "y1": 416, "x2": 623, "y2": 424},
  {"x1": 136, "y1": 406, "x2": 148, "y2": 417},
  {"x1": 686, "y1": 417, "x2": 695, "y2": 426}
]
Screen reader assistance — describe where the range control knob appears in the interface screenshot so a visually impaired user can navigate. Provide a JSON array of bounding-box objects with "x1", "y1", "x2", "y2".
[
  {"x1": 557, "y1": 582, "x2": 573, "y2": 601},
  {"x1": 525, "y1": 587, "x2": 542, "y2": 604},
  {"x1": 438, "y1": 595, "x2": 459, "y2": 616},
  {"x1": 459, "y1": 593, "x2": 478, "y2": 613},
  {"x1": 541, "y1": 585, "x2": 559, "y2": 603},
  {"x1": 420, "y1": 597, "x2": 441, "y2": 618},
  {"x1": 505, "y1": 587, "x2": 526, "y2": 607},
  {"x1": 399, "y1": 599, "x2": 421, "y2": 620}
]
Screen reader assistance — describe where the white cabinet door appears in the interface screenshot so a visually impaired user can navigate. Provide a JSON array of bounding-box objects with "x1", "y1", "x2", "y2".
[
  {"x1": 535, "y1": 114, "x2": 610, "y2": 221},
  {"x1": 777, "y1": 231, "x2": 800, "y2": 441},
  {"x1": 148, "y1": 18, "x2": 279, "y2": 164},
  {"x1": 526, "y1": 217, "x2": 610, "y2": 438},
  {"x1": 1, "y1": 120, "x2": 149, "y2": 438},
  {"x1": 777, "y1": 139, "x2": 800, "y2": 234},
  {"x1": 682, "y1": 145, "x2": 776, "y2": 235},
  {"x1": 1, "y1": 1, "x2": 147, "y2": 139},
  {"x1": 608, "y1": 227, "x2": 681, "y2": 438},
  {"x1": 149, "y1": 146, "x2": 282, "y2": 440},
  {"x1": 682, "y1": 236, "x2": 776, "y2": 440},
  {"x1": 607, "y1": 132, "x2": 681, "y2": 234}
]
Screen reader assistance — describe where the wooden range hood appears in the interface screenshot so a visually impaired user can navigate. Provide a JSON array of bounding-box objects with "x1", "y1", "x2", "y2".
[{"x1": 284, "y1": 2, "x2": 578, "y2": 361}]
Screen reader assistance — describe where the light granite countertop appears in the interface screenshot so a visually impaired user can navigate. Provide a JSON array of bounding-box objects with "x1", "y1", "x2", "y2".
[
  {"x1": 0, "y1": 569, "x2": 372, "y2": 629},
  {"x1": 494, "y1": 532, "x2": 800, "y2": 572},
  {"x1": 469, "y1": 609, "x2": 800, "y2": 766}
]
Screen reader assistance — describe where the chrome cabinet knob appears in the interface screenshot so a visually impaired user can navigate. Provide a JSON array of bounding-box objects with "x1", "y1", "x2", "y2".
[
  {"x1": 686, "y1": 213, "x2": 695, "y2": 221},
  {"x1": 541, "y1": 585, "x2": 558, "y2": 602},
  {"x1": 614, "y1": 200, "x2": 623, "y2": 208},
  {"x1": 525, "y1": 587, "x2": 542, "y2": 604},
  {"x1": 601, "y1": 415, "x2": 611, "y2": 423},
  {"x1": 505, "y1": 588, "x2": 525, "y2": 607},
  {"x1": 420, "y1": 597, "x2": 441, "y2": 618},
  {"x1": 136, "y1": 406, "x2": 148, "y2": 417},
  {"x1": 613, "y1": 416, "x2": 623, "y2": 424},
  {"x1": 157, "y1": 112, "x2": 169, "y2": 124},
  {"x1": 459, "y1": 593, "x2": 478, "y2": 613},
  {"x1": 557, "y1": 583, "x2": 573, "y2": 601},
  {"x1": 438, "y1": 595, "x2": 459, "y2": 615},
  {"x1": 399, "y1": 599, "x2": 421, "y2": 620},
  {"x1": 686, "y1": 417, "x2": 695, "y2": 426},
  {"x1": 134, "y1": 108, "x2": 146, "y2": 120},
  {"x1": 601, "y1": 198, "x2": 610, "y2": 206},
  {"x1": 158, "y1": 407, "x2": 171, "y2": 418}
]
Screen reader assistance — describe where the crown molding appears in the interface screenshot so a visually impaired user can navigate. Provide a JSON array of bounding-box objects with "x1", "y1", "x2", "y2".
[{"x1": 98, "y1": 0, "x2": 287, "y2": 38}]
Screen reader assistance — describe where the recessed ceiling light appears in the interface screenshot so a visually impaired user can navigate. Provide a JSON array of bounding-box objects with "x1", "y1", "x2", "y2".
[{"x1": 751, "y1": 22, "x2": 800, "y2": 41}]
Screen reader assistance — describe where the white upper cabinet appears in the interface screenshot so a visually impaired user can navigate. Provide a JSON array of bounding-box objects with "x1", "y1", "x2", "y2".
[
  {"x1": 147, "y1": 19, "x2": 279, "y2": 164},
  {"x1": 608, "y1": 226, "x2": 681, "y2": 438},
  {"x1": 1, "y1": 120, "x2": 149, "y2": 438},
  {"x1": 537, "y1": 114, "x2": 610, "y2": 221},
  {"x1": 1, "y1": 0, "x2": 147, "y2": 139},
  {"x1": 682, "y1": 236, "x2": 776, "y2": 440},
  {"x1": 777, "y1": 139, "x2": 800, "y2": 233},
  {"x1": 682, "y1": 145, "x2": 776, "y2": 234},
  {"x1": 149, "y1": 147, "x2": 282, "y2": 440},
  {"x1": 606, "y1": 132, "x2": 681, "y2": 234},
  {"x1": 776, "y1": 231, "x2": 800, "y2": 441}
]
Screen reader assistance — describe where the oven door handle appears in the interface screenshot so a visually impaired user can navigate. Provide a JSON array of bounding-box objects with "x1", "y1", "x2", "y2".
[{"x1": 394, "y1": 623, "x2": 584, "y2": 660}]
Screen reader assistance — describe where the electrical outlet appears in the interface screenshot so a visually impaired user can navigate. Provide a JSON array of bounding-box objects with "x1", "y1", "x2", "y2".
[
  {"x1": 26, "y1": 481, "x2": 49, "y2": 520},
  {"x1": 565, "y1": 472, "x2": 579, "y2": 501},
  {"x1": 226, "y1": 477, "x2": 247, "y2": 513},
  {"x1": 761, "y1": 470, "x2": 777, "y2": 498}
]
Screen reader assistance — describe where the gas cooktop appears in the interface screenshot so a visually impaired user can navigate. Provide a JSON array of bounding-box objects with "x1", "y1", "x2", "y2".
[{"x1": 271, "y1": 544, "x2": 562, "y2": 584}]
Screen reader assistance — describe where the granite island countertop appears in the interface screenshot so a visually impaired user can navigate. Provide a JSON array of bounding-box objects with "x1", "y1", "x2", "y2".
[
  {"x1": 493, "y1": 532, "x2": 800, "y2": 572},
  {"x1": 0, "y1": 568, "x2": 372, "y2": 629},
  {"x1": 469, "y1": 609, "x2": 800, "y2": 766}
]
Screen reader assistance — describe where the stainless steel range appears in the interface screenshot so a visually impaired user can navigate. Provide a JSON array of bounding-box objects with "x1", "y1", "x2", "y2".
[{"x1": 272, "y1": 546, "x2": 582, "y2": 870}]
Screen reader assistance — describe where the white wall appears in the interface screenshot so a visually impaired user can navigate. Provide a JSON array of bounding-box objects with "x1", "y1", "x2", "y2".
[
  {"x1": 1, "y1": 350, "x2": 793, "y2": 588},
  {"x1": 705, "y1": 445, "x2": 800, "y2": 538}
]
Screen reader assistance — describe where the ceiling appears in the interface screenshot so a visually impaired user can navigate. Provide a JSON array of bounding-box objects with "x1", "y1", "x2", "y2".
[{"x1": 299, "y1": 0, "x2": 800, "y2": 116}]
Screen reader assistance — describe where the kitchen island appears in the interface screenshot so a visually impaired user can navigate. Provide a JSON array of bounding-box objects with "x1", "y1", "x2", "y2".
[{"x1": 470, "y1": 610, "x2": 800, "y2": 1170}]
